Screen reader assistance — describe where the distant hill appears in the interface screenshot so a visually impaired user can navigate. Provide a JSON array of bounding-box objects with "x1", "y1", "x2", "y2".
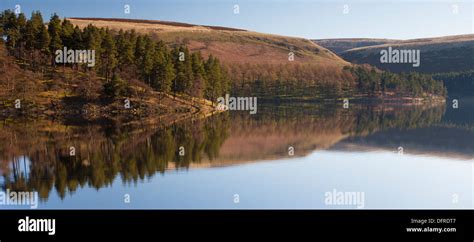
[
  {"x1": 68, "y1": 18, "x2": 348, "y2": 67},
  {"x1": 313, "y1": 38, "x2": 397, "y2": 54},
  {"x1": 315, "y1": 35, "x2": 474, "y2": 74}
]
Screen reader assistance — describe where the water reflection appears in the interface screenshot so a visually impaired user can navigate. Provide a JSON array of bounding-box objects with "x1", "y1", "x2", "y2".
[
  {"x1": 0, "y1": 101, "x2": 472, "y2": 208},
  {"x1": 0, "y1": 115, "x2": 230, "y2": 200}
]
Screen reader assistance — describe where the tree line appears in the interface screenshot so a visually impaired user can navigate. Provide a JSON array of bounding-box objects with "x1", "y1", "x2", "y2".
[
  {"x1": 225, "y1": 63, "x2": 446, "y2": 99},
  {"x1": 433, "y1": 70, "x2": 474, "y2": 96},
  {"x1": 0, "y1": 10, "x2": 229, "y2": 101}
]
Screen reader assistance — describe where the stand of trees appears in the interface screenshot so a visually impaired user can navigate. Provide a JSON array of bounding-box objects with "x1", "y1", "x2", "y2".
[
  {"x1": 226, "y1": 63, "x2": 446, "y2": 100},
  {"x1": 350, "y1": 65, "x2": 447, "y2": 98},
  {"x1": 0, "y1": 10, "x2": 229, "y2": 102},
  {"x1": 433, "y1": 70, "x2": 474, "y2": 96}
]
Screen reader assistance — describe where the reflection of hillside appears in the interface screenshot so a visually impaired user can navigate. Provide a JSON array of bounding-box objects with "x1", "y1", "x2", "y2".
[
  {"x1": 441, "y1": 98, "x2": 474, "y2": 129},
  {"x1": 213, "y1": 104, "x2": 446, "y2": 164},
  {"x1": 333, "y1": 126, "x2": 474, "y2": 160},
  {"x1": 217, "y1": 108, "x2": 351, "y2": 164},
  {"x1": 0, "y1": 103, "x2": 446, "y2": 200}
]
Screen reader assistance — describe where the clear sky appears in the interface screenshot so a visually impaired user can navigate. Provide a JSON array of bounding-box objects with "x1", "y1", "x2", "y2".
[{"x1": 1, "y1": 0, "x2": 472, "y2": 40}]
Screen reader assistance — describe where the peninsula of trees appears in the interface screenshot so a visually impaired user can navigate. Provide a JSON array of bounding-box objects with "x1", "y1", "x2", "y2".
[{"x1": 0, "y1": 10, "x2": 229, "y2": 120}]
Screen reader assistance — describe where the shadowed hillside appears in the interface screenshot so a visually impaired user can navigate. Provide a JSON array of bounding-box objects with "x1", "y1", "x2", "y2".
[{"x1": 328, "y1": 35, "x2": 474, "y2": 74}]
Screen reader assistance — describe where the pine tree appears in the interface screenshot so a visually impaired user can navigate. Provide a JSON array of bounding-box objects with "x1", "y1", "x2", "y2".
[
  {"x1": 71, "y1": 26, "x2": 83, "y2": 48},
  {"x1": 47, "y1": 14, "x2": 62, "y2": 67},
  {"x1": 172, "y1": 46, "x2": 193, "y2": 94},
  {"x1": 142, "y1": 35, "x2": 155, "y2": 85},
  {"x1": 3, "y1": 11, "x2": 19, "y2": 55},
  {"x1": 204, "y1": 55, "x2": 222, "y2": 102},
  {"x1": 37, "y1": 24, "x2": 50, "y2": 69},
  {"x1": 100, "y1": 29, "x2": 117, "y2": 81},
  {"x1": 134, "y1": 35, "x2": 145, "y2": 67},
  {"x1": 15, "y1": 13, "x2": 27, "y2": 58},
  {"x1": 6, "y1": 26, "x2": 20, "y2": 55},
  {"x1": 60, "y1": 19, "x2": 74, "y2": 47},
  {"x1": 183, "y1": 46, "x2": 194, "y2": 94},
  {"x1": 115, "y1": 30, "x2": 134, "y2": 70},
  {"x1": 171, "y1": 46, "x2": 183, "y2": 94},
  {"x1": 83, "y1": 24, "x2": 102, "y2": 71},
  {"x1": 103, "y1": 73, "x2": 126, "y2": 98},
  {"x1": 30, "y1": 11, "x2": 45, "y2": 50},
  {"x1": 161, "y1": 57, "x2": 175, "y2": 94},
  {"x1": 152, "y1": 42, "x2": 174, "y2": 93},
  {"x1": 191, "y1": 52, "x2": 206, "y2": 98},
  {"x1": 23, "y1": 11, "x2": 45, "y2": 67}
]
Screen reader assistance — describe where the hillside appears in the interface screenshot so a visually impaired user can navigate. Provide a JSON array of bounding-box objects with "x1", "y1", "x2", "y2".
[
  {"x1": 313, "y1": 38, "x2": 397, "y2": 54},
  {"x1": 317, "y1": 35, "x2": 474, "y2": 74},
  {"x1": 68, "y1": 18, "x2": 349, "y2": 67},
  {"x1": 0, "y1": 42, "x2": 214, "y2": 122}
]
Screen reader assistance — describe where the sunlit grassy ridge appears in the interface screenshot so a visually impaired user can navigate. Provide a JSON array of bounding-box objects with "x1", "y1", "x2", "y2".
[{"x1": 68, "y1": 18, "x2": 348, "y2": 66}]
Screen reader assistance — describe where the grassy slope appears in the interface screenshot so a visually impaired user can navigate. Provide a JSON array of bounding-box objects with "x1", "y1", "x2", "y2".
[{"x1": 68, "y1": 18, "x2": 349, "y2": 67}]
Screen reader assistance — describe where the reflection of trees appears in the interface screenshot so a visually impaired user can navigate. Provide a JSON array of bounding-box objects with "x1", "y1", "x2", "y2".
[
  {"x1": 0, "y1": 103, "x2": 445, "y2": 200},
  {"x1": 218, "y1": 104, "x2": 445, "y2": 162},
  {"x1": 349, "y1": 104, "x2": 446, "y2": 135},
  {"x1": 0, "y1": 114, "x2": 230, "y2": 200}
]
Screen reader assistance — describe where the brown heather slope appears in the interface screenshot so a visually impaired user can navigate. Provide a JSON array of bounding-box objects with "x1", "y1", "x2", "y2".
[{"x1": 68, "y1": 18, "x2": 349, "y2": 67}]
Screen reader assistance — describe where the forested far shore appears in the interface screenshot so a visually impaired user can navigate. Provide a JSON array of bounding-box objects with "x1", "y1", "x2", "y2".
[
  {"x1": 433, "y1": 70, "x2": 474, "y2": 97},
  {"x1": 229, "y1": 63, "x2": 447, "y2": 101}
]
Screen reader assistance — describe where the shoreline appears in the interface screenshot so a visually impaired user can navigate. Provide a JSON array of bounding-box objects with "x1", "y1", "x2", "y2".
[
  {"x1": 256, "y1": 95, "x2": 447, "y2": 106},
  {"x1": 1, "y1": 94, "x2": 445, "y2": 122},
  {"x1": 0, "y1": 91, "x2": 224, "y2": 126}
]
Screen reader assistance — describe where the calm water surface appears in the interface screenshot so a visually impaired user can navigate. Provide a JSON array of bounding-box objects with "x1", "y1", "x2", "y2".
[{"x1": 1, "y1": 100, "x2": 473, "y2": 209}]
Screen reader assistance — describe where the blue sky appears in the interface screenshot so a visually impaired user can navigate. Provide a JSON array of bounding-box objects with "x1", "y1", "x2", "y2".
[{"x1": 1, "y1": 0, "x2": 472, "y2": 39}]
